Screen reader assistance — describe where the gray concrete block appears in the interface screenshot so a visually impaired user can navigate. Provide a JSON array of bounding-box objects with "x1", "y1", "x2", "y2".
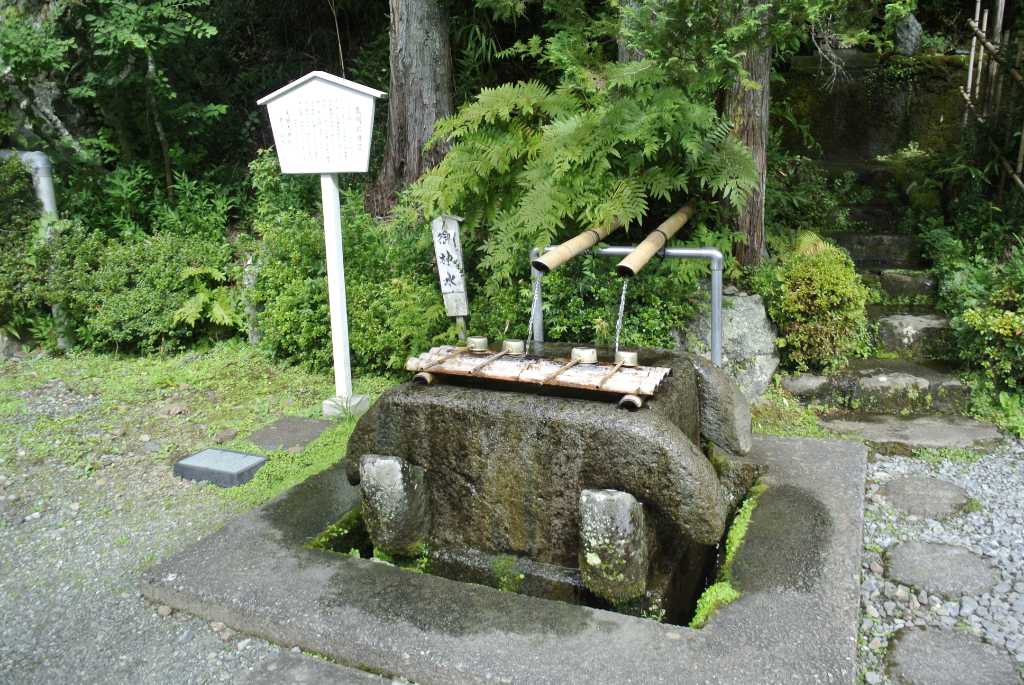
[{"x1": 173, "y1": 449, "x2": 266, "y2": 488}]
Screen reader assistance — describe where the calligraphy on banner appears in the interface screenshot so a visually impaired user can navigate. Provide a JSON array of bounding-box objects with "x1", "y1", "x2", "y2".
[{"x1": 431, "y1": 215, "x2": 469, "y2": 317}]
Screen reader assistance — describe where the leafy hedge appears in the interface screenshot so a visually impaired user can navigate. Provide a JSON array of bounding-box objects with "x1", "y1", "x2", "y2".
[
  {"x1": 0, "y1": 157, "x2": 45, "y2": 337},
  {"x1": 249, "y1": 151, "x2": 451, "y2": 374},
  {"x1": 751, "y1": 235, "x2": 871, "y2": 372},
  {"x1": 926, "y1": 226, "x2": 1024, "y2": 390}
]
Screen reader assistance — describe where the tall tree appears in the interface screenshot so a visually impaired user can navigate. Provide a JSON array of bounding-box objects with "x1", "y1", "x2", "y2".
[
  {"x1": 724, "y1": 39, "x2": 771, "y2": 266},
  {"x1": 370, "y1": 0, "x2": 455, "y2": 213}
]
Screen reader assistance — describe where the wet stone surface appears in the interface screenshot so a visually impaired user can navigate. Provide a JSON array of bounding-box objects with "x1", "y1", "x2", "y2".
[
  {"x1": 886, "y1": 541, "x2": 1000, "y2": 597},
  {"x1": 857, "y1": 440, "x2": 1024, "y2": 684},
  {"x1": 247, "y1": 416, "x2": 332, "y2": 452},
  {"x1": 880, "y1": 476, "x2": 969, "y2": 519},
  {"x1": 886, "y1": 627, "x2": 1021, "y2": 685}
]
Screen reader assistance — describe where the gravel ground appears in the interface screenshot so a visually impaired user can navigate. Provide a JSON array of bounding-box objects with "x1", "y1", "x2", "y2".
[
  {"x1": 0, "y1": 376, "x2": 291, "y2": 683},
  {"x1": 858, "y1": 439, "x2": 1024, "y2": 684}
]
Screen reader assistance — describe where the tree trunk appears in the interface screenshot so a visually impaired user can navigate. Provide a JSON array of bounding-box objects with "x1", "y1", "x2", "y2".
[
  {"x1": 724, "y1": 44, "x2": 772, "y2": 267},
  {"x1": 368, "y1": 0, "x2": 455, "y2": 214}
]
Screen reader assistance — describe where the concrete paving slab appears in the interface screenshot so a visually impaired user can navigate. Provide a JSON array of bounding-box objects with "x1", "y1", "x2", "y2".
[
  {"x1": 822, "y1": 414, "x2": 1002, "y2": 452},
  {"x1": 887, "y1": 627, "x2": 1021, "y2": 685},
  {"x1": 880, "y1": 476, "x2": 969, "y2": 519},
  {"x1": 247, "y1": 416, "x2": 332, "y2": 451},
  {"x1": 173, "y1": 449, "x2": 266, "y2": 488},
  {"x1": 234, "y1": 652, "x2": 393, "y2": 684},
  {"x1": 886, "y1": 541, "x2": 999, "y2": 597},
  {"x1": 141, "y1": 436, "x2": 866, "y2": 685}
]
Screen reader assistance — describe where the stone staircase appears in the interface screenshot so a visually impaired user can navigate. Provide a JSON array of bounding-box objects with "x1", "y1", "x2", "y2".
[{"x1": 780, "y1": 165, "x2": 1001, "y2": 452}]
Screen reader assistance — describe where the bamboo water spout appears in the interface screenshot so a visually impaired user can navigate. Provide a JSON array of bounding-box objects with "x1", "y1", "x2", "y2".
[
  {"x1": 531, "y1": 219, "x2": 623, "y2": 274},
  {"x1": 616, "y1": 202, "x2": 697, "y2": 278}
]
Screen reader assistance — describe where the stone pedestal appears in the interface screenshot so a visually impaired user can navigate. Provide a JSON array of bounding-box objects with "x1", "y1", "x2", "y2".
[
  {"x1": 578, "y1": 489, "x2": 651, "y2": 603},
  {"x1": 359, "y1": 455, "x2": 430, "y2": 557}
]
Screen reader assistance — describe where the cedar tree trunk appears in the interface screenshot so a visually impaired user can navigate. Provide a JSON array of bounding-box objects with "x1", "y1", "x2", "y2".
[
  {"x1": 369, "y1": 0, "x2": 455, "y2": 214},
  {"x1": 724, "y1": 44, "x2": 772, "y2": 266}
]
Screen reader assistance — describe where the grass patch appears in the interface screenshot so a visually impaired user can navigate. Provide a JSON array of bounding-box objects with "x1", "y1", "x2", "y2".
[
  {"x1": 962, "y1": 497, "x2": 983, "y2": 514},
  {"x1": 0, "y1": 341, "x2": 397, "y2": 506},
  {"x1": 752, "y1": 383, "x2": 832, "y2": 438},
  {"x1": 689, "y1": 482, "x2": 767, "y2": 629},
  {"x1": 910, "y1": 447, "x2": 984, "y2": 467}
]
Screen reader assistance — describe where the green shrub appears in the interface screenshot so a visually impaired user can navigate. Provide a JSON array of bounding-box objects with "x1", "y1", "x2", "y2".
[
  {"x1": 0, "y1": 156, "x2": 45, "y2": 337},
  {"x1": 81, "y1": 232, "x2": 238, "y2": 353},
  {"x1": 752, "y1": 237, "x2": 871, "y2": 372},
  {"x1": 249, "y1": 151, "x2": 451, "y2": 374},
  {"x1": 926, "y1": 227, "x2": 1024, "y2": 390}
]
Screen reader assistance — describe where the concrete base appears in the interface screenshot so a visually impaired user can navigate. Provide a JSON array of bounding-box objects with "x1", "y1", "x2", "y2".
[
  {"x1": 141, "y1": 436, "x2": 866, "y2": 684},
  {"x1": 173, "y1": 449, "x2": 266, "y2": 488},
  {"x1": 323, "y1": 395, "x2": 369, "y2": 419}
]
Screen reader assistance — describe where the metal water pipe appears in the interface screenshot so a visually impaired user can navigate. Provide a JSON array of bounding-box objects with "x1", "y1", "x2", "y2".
[
  {"x1": 1, "y1": 150, "x2": 70, "y2": 350},
  {"x1": 528, "y1": 245, "x2": 724, "y2": 366}
]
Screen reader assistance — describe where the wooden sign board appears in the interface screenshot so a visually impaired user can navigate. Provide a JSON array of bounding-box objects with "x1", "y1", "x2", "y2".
[
  {"x1": 257, "y1": 71, "x2": 385, "y2": 174},
  {"x1": 431, "y1": 215, "x2": 468, "y2": 317}
]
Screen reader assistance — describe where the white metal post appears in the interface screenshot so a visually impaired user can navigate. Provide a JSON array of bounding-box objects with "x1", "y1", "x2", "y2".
[{"x1": 320, "y1": 173, "x2": 366, "y2": 417}]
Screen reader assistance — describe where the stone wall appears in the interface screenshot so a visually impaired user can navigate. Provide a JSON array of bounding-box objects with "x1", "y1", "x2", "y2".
[{"x1": 778, "y1": 51, "x2": 966, "y2": 162}]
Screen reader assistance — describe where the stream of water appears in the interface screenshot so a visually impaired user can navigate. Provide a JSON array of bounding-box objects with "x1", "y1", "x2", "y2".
[
  {"x1": 525, "y1": 276, "x2": 542, "y2": 350},
  {"x1": 614, "y1": 280, "x2": 629, "y2": 354}
]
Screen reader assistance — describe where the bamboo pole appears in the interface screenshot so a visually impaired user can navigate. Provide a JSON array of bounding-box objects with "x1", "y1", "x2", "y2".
[
  {"x1": 532, "y1": 219, "x2": 622, "y2": 274},
  {"x1": 976, "y1": 10, "x2": 990, "y2": 102},
  {"x1": 965, "y1": 0, "x2": 982, "y2": 127},
  {"x1": 969, "y1": 18, "x2": 1024, "y2": 86},
  {"x1": 615, "y1": 202, "x2": 697, "y2": 277}
]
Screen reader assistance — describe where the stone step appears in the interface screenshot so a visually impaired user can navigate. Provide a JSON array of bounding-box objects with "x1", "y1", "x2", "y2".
[
  {"x1": 866, "y1": 303, "x2": 939, "y2": 323},
  {"x1": 830, "y1": 232, "x2": 927, "y2": 270},
  {"x1": 878, "y1": 269, "x2": 937, "y2": 299},
  {"x1": 820, "y1": 414, "x2": 1002, "y2": 453},
  {"x1": 876, "y1": 313, "x2": 953, "y2": 359},
  {"x1": 782, "y1": 358, "x2": 968, "y2": 415}
]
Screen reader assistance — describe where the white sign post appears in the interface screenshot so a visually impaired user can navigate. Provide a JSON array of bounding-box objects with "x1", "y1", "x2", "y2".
[
  {"x1": 258, "y1": 71, "x2": 386, "y2": 418},
  {"x1": 430, "y1": 215, "x2": 468, "y2": 340}
]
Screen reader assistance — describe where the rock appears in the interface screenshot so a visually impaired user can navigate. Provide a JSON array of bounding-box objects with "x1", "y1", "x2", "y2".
[
  {"x1": 691, "y1": 356, "x2": 752, "y2": 455},
  {"x1": 578, "y1": 489, "x2": 650, "y2": 603},
  {"x1": 346, "y1": 348, "x2": 729, "y2": 566},
  {"x1": 248, "y1": 416, "x2": 331, "y2": 452},
  {"x1": 879, "y1": 476, "x2": 969, "y2": 519},
  {"x1": 213, "y1": 428, "x2": 238, "y2": 445},
  {"x1": 880, "y1": 270, "x2": 936, "y2": 298},
  {"x1": 894, "y1": 13, "x2": 923, "y2": 57},
  {"x1": 163, "y1": 402, "x2": 189, "y2": 418},
  {"x1": 0, "y1": 331, "x2": 15, "y2": 359},
  {"x1": 877, "y1": 314, "x2": 951, "y2": 358},
  {"x1": 210, "y1": 622, "x2": 225, "y2": 632},
  {"x1": 359, "y1": 455, "x2": 431, "y2": 557},
  {"x1": 681, "y1": 293, "x2": 779, "y2": 402},
  {"x1": 781, "y1": 374, "x2": 828, "y2": 398},
  {"x1": 821, "y1": 414, "x2": 1002, "y2": 452},
  {"x1": 887, "y1": 542, "x2": 1000, "y2": 597},
  {"x1": 887, "y1": 627, "x2": 1018, "y2": 684},
  {"x1": 157, "y1": 605, "x2": 172, "y2": 617}
]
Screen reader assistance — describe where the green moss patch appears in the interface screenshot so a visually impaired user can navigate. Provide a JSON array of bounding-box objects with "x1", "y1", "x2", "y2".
[{"x1": 689, "y1": 482, "x2": 767, "y2": 629}]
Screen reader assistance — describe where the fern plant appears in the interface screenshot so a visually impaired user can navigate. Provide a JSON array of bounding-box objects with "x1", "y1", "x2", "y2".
[
  {"x1": 413, "y1": 5, "x2": 759, "y2": 282},
  {"x1": 173, "y1": 265, "x2": 243, "y2": 332}
]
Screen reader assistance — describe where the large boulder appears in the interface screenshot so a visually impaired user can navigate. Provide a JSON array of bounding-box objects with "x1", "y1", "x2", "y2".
[
  {"x1": 895, "y1": 13, "x2": 923, "y2": 57},
  {"x1": 681, "y1": 292, "x2": 780, "y2": 402},
  {"x1": 692, "y1": 356, "x2": 752, "y2": 455},
  {"x1": 346, "y1": 349, "x2": 730, "y2": 567}
]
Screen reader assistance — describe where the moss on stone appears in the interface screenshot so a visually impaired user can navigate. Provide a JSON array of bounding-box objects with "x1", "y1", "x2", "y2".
[
  {"x1": 689, "y1": 482, "x2": 767, "y2": 629},
  {"x1": 490, "y1": 554, "x2": 525, "y2": 593}
]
